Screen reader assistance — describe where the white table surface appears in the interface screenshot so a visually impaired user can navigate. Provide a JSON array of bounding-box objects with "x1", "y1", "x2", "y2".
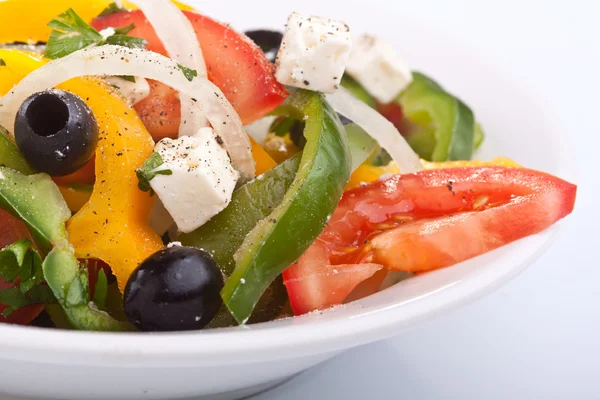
[{"x1": 241, "y1": 0, "x2": 598, "y2": 399}]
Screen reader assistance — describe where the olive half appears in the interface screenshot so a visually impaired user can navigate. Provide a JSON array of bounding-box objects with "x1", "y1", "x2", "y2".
[
  {"x1": 123, "y1": 246, "x2": 225, "y2": 332},
  {"x1": 14, "y1": 89, "x2": 98, "y2": 176},
  {"x1": 244, "y1": 29, "x2": 283, "y2": 63}
]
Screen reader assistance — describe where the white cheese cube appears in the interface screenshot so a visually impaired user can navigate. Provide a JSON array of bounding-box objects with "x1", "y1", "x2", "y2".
[
  {"x1": 149, "y1": 199, "x2": 174, "y2": 235},
  {"x1": 103, "y1": 76, "x2": 150, "y2": 106},
  {"x1": 275, "y1": 12, "x2": 352, "y2": 93},
  {"x1": 346, "y1": 35, "x2": 413, "y2": 104},
  {"x1": 150, "y1": 128, "x2": 239, "y2": 233}
]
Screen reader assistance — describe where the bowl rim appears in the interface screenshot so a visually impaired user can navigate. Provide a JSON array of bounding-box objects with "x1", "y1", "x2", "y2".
[
  {"x1": 0, "y1": 17, "x2": 577, "y2": 368},
  {"x1": 0, "y1": 227, "x2": 564, "y2": 367}
]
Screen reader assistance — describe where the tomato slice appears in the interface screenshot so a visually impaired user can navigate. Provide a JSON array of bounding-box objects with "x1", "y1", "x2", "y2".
[
  {"x1": 376, "y1": 100, "x2": 404, "y2": 129},
  {"x1": 283, "y1": 167, "x2": 577, "y2": 315},
  {"x1": 283, "y1": 239, "x2": 383, "y2": 315},
  {"x1": 53, "y1": 156, "x2": 96, "y2": 186},
  {"x1": 0, "y1": 209, "x2": 44, "y2": 325},
  {"x1": 91, "y1": 10, "x2": 288, "y2": 139}
]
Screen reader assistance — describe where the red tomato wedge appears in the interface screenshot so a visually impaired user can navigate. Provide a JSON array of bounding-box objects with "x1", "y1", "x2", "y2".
[
  {"x1": 376, "y1": 101, "x2": 404, "y2": 129},
  {"x1": 284, "y1": 239, "x2": 384, "y2": 315},
  {"x1": 91, "y1": 10, "x2": 288, "y2": 140},
  {"x1": 283, "y1": 167, "x2": 576, "y2": 315},
  {"x1": 53, "y1": 156, "x2": 96, "y2": 186},
  {"x1": 0, "y1": 209, "x2": 44, "y2": 325}
]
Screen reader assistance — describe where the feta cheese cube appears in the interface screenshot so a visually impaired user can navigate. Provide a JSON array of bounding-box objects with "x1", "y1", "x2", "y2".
[
  {"x1": 149, "y1": 199, "x2": 174, "y2": 235},
  {"x1": 346, "y1": 35, "x2": 413, "y2": 104},
  {"x1": 103, "y1": 76, "x2": 150, "y2": 106},
  {"x1": 275, "y1": 12, "x2": 352, "y2": 93},
  {"x1": 150, "y1": 128, "x2": 239, "y2": 233}
]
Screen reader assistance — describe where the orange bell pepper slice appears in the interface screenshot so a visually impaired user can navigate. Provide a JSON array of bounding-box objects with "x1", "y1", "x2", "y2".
[
  {"x1": 65, "y1": 80, "x2": 164, "y2": 292},
  {"x1": 0, "y1": 50, "x2": 164, "y2": 292},
  {"x1": 0, "y1": 0, "x2": 194, "y2": 44}
]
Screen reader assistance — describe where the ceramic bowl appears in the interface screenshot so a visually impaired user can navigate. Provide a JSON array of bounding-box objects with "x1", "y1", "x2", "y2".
[{"x1": 0, "y1": 1, "x2": 575, "y2": 399}]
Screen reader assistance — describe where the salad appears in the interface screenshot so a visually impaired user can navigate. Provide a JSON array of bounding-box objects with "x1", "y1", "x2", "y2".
[{"x1": 0, "y1": 0, "x2": 576, "y2": 332}]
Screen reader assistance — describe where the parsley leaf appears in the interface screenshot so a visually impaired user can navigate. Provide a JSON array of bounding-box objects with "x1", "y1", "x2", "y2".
[
  {"x1": 113, "y1": 24, "x2": 135, "y2": 35},
  {"x1": 0, "y1": 285, "x2": 57, "y2": 317},
  {"x1": 136, "y1": 152, "x2": 173, "y2": 193},
  {"x1": 93, "y1": 268, "x2": 108, "y2": 310},
  {"x1": 0, "y1": 59, "x2": 5, "y2": 66},
  {"x1": 116, "y1": 75, "x2": 136, "y2": 83},
  {"x1": 98, "y1": 2, "x2": 126, "y2": 17},
  {"x1": 104, "y1": 34, "x2": 147, "y2": 49},
  {"x1": 0, "y1": 239, "x2": 49, "y2": 316},
  {"x1": 44, "y1": 8, "x2": 146, "y2": 60},
  {"x1": 0, "y1": 239, "x2": 44, "y2": 293},
  {"x1": 178, "y1": 64, "x2": 198, "y2": 82},
  {"x1": 44, "y1": 8, "x2": 103, "y2": 59}
]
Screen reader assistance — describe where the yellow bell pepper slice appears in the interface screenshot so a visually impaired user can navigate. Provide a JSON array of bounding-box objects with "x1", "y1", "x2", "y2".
[
  {"x1": 58, "y1": 185, "x2": 92, "y2": 213},
  {"x1": 0, "y1": 0, "x2": 194, "y2": 44},
  {"x1": 66, "y1": 79, "x2": 164, "y2": 292},
  {"x1": 0, "y1": 49, "x2": 164, "y2": 292},
  {"x1": 421, "y1": 157, "x2": 521, "y2": 170},
  {"x1": 346, "y1": 162, "x2": 401, "y2": 190},
  {"x1": 347, "y1": 157, "x2": 520, "y2": 190},
  {"x1": 250, "y1": 136, "x2": 276, "y2": 175}
]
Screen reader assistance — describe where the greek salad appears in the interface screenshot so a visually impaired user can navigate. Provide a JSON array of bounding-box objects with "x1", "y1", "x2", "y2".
[{"x1": 0, "y1": 0, "x2": 576, "y2": 331}]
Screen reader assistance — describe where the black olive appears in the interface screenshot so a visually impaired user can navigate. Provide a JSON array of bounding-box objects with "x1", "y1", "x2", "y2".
[
  {"x1": 286, "y1": 115, "x2": 352, "y2": 149},
  {"x1": 0, "y1": 41, "x2": 46, "y2": 54},
  {"x1": 244, "y1": 30, "x2": 283, "y2": 63},
  {"x1": 338, "y1": 114, "x2": 353, "y2": 125},
  {"x1": 288, "y1": 120, "x2": 307, "y2": 149},
  {"x1": 14, "y1": 89, "x2": 99, "y2": 176},
  {"x1": 123, "y1": 246, "x2": 224, "y2": 332}
]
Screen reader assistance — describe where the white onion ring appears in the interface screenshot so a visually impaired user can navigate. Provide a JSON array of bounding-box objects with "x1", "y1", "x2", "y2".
[
  {"x1": 0, "y1": 45, "x2": 255, "y2": 180},
  {"x1": 326, "y1": 88, "x2": 422, "y2": 173},
  {"x1": 245, "y1": 116, "x2": 276, "y2": 144},
  {"x1": 133, "y1": 0, "x2": 209, "y2": 135}
]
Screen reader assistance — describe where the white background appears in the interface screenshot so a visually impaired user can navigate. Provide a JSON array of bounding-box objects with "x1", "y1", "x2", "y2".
[
  {"x1": 225, "y1": 0, "x2": 598, "y2": 399},
  {"x1": 1, "y1": 0, "x2": 596, "y2": 399}
]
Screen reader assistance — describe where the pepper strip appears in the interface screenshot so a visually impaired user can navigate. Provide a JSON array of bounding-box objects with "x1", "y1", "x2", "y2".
[
  {"x1": 0, "y1": 49, "x2": 164, "y2": 293},
  {"x1": 65, "y1": 78, "x2": 164, "y2": 293},
  {"x1": 399, "y1": 72, "x2": 475, "y2": 161},
  {"x1": 221, "y1": 89, "x2": 351, "y2": 324},
  {"x1": 0, "y1": 165, "x2": 128, "y2": 331}
]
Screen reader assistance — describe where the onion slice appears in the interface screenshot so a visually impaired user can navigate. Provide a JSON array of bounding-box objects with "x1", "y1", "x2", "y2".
[
  {"x1": 244, "y1": 115, "x2": 276, "y2": 144},
  {"x1": 132, "y1": 0, "x2": 209, "y2": 135},
  {"x1": 0, "y1": 46, "x2": 255, "y2": 180},
  {"x1": 326, "y1": 88, "x2": 423, "y2": 173}
]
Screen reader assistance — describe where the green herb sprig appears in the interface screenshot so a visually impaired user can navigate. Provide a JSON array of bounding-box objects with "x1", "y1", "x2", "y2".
[
  {"x1": 44, "y1": 8, "x2": 146, "y2": 59},
  {"x1": 136, "y1": 152, "x2": 173, "y2": 194}
]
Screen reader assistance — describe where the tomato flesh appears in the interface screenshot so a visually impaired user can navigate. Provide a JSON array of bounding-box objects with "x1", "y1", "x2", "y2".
[
  {"x1": 53, "y1": 156, "x2": 96, "y2": 186},
  {"x1": 91, "y1": 10, "x2": 288, "y2": 140},
  {"x1": 0, "y1": 209, "x2": 44, "y2": 325},
  {"x1": 284, "y1": 167, "x2": 577, "y2": 315},
  {"x1": 376, "y1": 101, "x2": 404, "y2": 129}
]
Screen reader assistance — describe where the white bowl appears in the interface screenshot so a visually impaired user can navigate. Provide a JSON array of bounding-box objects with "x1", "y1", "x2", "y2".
[{"x1": 0, "y1": 2, "x2": 575, "y2": 400}]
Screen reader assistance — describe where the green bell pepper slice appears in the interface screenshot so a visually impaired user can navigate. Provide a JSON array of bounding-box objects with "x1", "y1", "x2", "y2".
[
  {"x1": 0, "y1": 132, "x2": 129, "y2": 331},
  {"x1": 474, "y1": 123, "x2": 485, "y2": 150},
  {"x1": 399, "y1": 72, "x2": 475, "y2": 161},
  {"x1": 216, "y1": 89, "x2": 350, "y2": 324},
  {"x1": 179, "y1": 155, "x2": 301, "y2": 326},
  {"x1": 341, "y1": 75, "x2": 376, "y2": 108},
  {"x1": 0, "y1": 127, "x2": 35, "y2": 175},
  {"x1": 180, "y1": 154, "x2": 301, "y2": 275},
  {"x1": 181, "y1": 121, "x2": 371, "y2": 326}
]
